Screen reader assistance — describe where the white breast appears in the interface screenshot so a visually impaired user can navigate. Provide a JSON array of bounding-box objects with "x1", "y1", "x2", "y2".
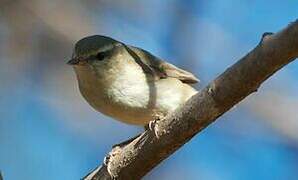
[
  {"x1": 75, "y1": 59, "x2": 197, "y2": 125},
  {"x1": 107, "y1": 62, "x2": 151, "y2": 109},
  {"x1": 104, "y1": 63, "x2": 197, "y2": 125}
]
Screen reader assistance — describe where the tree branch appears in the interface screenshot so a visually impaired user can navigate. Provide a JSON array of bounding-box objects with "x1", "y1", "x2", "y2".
[{"x1": 84, "y1": 20, "x2": 298, "y2": 180}]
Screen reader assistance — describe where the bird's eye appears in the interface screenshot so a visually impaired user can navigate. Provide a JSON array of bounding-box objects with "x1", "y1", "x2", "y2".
[{"x1": 96, "y1": 52, "x2": 105, "y2": 61}]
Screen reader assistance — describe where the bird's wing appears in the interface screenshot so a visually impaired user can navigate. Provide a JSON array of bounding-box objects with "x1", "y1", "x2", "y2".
[{"x1": 126, "y1": 45, "x2": 199, "y2": 84}]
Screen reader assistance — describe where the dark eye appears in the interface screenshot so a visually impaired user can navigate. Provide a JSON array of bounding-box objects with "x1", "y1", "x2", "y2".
[{"x1": 96, "y1": 52, "x2": 105, "y2": 61}]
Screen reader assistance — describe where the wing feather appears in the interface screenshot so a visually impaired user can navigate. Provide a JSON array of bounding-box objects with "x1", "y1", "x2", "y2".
[{"x1": 126, "y1": 45, "x2": 199, "y2": 84}]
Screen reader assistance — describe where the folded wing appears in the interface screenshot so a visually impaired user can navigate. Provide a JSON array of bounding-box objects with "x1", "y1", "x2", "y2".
[{"x1": 126, "y1": 45, "x2": 199, "y2": 84}]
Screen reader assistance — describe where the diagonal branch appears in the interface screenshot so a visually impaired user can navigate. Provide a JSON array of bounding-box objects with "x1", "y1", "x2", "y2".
[{"x1": 84, "y1": 20, "x2": 298, "y2": 180}]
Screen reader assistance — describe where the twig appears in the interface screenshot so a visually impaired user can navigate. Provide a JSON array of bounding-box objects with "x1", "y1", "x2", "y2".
[{"x1": 84, "y1": 20, "x2": 298, "y2": 180}]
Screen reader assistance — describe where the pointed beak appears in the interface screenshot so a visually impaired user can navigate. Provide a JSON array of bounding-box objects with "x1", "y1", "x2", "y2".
[{"x1": 67, "y1": 58, "x2": 79, "y2": 65}]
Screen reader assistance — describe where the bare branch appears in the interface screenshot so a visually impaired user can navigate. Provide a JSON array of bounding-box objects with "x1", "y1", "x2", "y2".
[{"x1": 84, "y1": 20, "x2": 298, "y2": 180}]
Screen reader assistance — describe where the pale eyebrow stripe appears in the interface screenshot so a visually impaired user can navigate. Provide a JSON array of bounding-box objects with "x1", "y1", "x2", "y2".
[
  {"x1": 99, "y1": 42, "x2": 122, "y2": 53},
  {"x1": 74, "y1": 42, "x2": 123, "y2": 60},
  {"x1": 99, "y1": 44, "x2": 113, "y2": 52}
]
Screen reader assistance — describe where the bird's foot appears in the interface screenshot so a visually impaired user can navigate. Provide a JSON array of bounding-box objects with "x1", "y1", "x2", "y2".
[
  {"x1": 148, "y1": 119, "x2": 157, "y2": 131},
  {"x1": 146, "y1": 115, "x2": 166, "y2": 139}
]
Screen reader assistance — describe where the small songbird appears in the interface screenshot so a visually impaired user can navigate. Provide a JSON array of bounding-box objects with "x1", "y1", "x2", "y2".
[{"x1": 68, "y1": 35, "x2": 199, "y2": 126}]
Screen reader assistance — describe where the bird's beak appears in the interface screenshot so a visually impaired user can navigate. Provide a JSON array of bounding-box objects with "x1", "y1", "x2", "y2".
[{"x1": 67, "y1": 58, "x2": 79, "y2": 65}]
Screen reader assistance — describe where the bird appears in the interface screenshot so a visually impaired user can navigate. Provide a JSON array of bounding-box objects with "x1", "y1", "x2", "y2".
[{"x1": 68, "y1": 35, "x2": 199, "y2": 127}]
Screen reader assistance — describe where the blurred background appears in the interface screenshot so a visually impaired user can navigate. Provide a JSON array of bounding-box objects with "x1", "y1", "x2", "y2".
[{"x1": 0, "y1": 0, "x2": 298, "y2": 179}]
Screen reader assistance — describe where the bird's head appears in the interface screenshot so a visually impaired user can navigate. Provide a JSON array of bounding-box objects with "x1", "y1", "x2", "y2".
[{"x1": 67, "y1": 35, "x2": 123, "y2": 66}]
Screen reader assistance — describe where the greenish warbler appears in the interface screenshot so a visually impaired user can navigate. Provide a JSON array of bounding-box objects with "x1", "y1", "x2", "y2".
[{"x1": 68, "y1": 35, "x2": 199, "y2": 126}]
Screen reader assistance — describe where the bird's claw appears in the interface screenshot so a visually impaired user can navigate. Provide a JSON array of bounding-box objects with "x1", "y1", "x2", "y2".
[
  {"x1": 148, "y1": 116, "x2": 165, "y2": 139},
  {"x1": 148, "y1": 119, "x2": 157, "y2": 131}
]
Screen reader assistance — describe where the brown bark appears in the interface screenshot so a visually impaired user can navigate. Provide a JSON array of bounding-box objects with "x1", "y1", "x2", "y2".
[{"x1": 84, "y1": 20, "x2": 298, "y2": 180}]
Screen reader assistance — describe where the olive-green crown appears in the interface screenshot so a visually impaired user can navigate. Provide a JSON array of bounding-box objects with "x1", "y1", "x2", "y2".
[{"x1": 74, "y1": 35, "x2": 120, "y2": 58}]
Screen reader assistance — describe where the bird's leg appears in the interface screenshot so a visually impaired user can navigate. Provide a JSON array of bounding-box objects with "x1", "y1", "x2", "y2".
[
  {"x1": 147, "y1": 120, "x2": 157, "y2": 131},
  {"x1": 104, "y1": 115, "x2": 166, "y2": 165},
  {"x1": 146, "y1": 114, "x2": 166, "y2": 139}
]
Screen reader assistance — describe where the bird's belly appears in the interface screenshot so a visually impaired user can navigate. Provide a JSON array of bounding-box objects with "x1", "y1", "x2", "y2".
[
  {"x1": 80, "y1": 76, "x2": 197, "y2": 125},
  {"x1": 101, "y1": 78, "x2": 157, "y2": 125}
]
